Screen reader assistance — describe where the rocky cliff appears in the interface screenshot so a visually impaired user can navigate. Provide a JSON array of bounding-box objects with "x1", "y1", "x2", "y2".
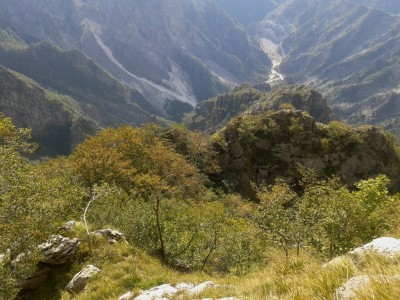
[
  {"x1": 0, "y1": 66, "x2": 99, "y2": 156},
  {"x1": 187, "y1": 84, "x2": 333, "y2": 133},
  {"x1": 214, "y1": 110, "x2": 400, "y2": 199}
]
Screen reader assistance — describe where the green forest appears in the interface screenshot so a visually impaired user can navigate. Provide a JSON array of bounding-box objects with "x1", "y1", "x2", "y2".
[{"x1": 2, "y1": 110, "x2": 400, "y2": 299}]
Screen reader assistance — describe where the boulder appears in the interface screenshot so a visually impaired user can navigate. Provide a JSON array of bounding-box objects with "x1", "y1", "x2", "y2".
[
  {"x1": 15, "y1": 236, "x2": 80, "y2": 290},
  {"x1": 119, "y1": 291, "x2": 133, "y2": 300},
  {"x1": 348, "y1": 237, "x2": 400, "y2": 257},
  {"x1": 125, "y1": 281, "x2": 234, "y2": 300},
  {"x1": 189, "y1": 281, "x2": 216, "y2": 296},
  {"x1": 39, "y1": 235, "x2": 80, "y2": 265},
  {"x1": 94, "y1": 229, "x2": 128, "y2": 244},
  {"x1": 134, "y1": 283, "x2": 177, "y2": 300},
  {"x1": 334, "y1": 275, "x2": 400, "y2": 299},
  {"x1": 66, "y1": 265, "x2": 100, "y2": 294},
  {"x1": 175, "y1": 282, "x2": 195, "y2": 290},
  {"x1": 334, "y1": 276, "x2": 371, "y2": 300},
  {"x1": 61, "y1": 220, "x2": 76, "y2": 232}
]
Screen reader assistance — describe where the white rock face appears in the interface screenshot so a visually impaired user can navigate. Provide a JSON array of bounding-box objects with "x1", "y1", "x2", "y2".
[
  {"x1": 188, "y1": 281, "x2": 216, "y2": 296},
  {"x1": 124, "y1": 281, "x2": 234, "y2": 300},
  {"x1": 334, "y1": 275, "x2": 400, "y2": 299},
  {"x1": 334, "y1": 276, "x2": 371, "y2": 300},
  {"x1": 134, "y1": 284, "x2": 177, "y2": 300},
  {"x1": 66, "y1": 265, "x2": 100, "y2": 294},
  {"x1": 349, "y1": 237, "x2": 400, "y2": 257},
  {"x1": 39, "y1": 235, "x2": 80, "y2": 265},
  {"x1": 119, "y1": 291, "x2": 133, "y2": 300}
]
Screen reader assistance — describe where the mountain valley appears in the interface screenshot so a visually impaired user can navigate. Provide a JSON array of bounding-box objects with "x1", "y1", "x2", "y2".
[{"x1": 2, "y1": 1, "x2": 400, "y2": 299}]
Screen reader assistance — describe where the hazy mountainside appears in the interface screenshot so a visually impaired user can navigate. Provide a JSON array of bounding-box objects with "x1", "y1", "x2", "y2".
[
  {"x1": 187, "y1": 84, "x2": 333, "y2": 133},
  {"x1": 0, "y1": 39, "x2": 155, "y2": 128},
  {"x1": 350, "y1": 0, "x2": 400, "y2": 13},
  {"x1": 1, "y1": 0, "x2": 400, "y2": 155},
  {"x1": 253, "y1": 0, "x2": 400, "y2": 136},
  {"x1": 0, "y1": 28, "x2": 156, "y2": 156},
  {"x1": 0, "y1": 0, "x2": 271, "y2": 116},
  {"x1": 0, "y1": 66, "x2": 98, "y2": 156},
  {"x1": 214, "y1": 109, "x2": 400, "y2": 199},
  {"x1": 215, "y1": 0, "x2": 282, "y2": 26}
]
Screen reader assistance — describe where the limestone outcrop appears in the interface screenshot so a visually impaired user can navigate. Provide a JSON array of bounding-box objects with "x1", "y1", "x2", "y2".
[
  {"x1": 215, "y1": 110, "x2": 400, "y2": 198},
  {"x1": 39, "y1": 235, "x2": 80, "y2": 265},
  {"x1": 334, "y1": 275, "x2": 400, "y2": 300},
  {"x1": 17, "y1": 235, "x2": 80, "y2": 290},
  {"x1": 94, "y1": 229, "x2": 128, "y2": 244},
  {"x1": 65, "y1": 265, "x2": 100, "y2": 294},
  {"x1": 349, "y1": 237, "x2": 400, "y2": 258},
  {"x1": 118, "y1": 281, "x2": 238, "y2": 300}
]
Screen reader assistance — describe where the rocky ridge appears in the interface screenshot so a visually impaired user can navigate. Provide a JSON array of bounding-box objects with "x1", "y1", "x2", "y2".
[
  {"x1": 214, "y1": 109, "x2": 400, "y2": 198},
  {"x1": 187, "y1": 84, "x2": 333, "y2": 133}
]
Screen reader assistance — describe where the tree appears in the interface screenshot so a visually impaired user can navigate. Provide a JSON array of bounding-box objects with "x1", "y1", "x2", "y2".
[
  {"x1": 257, "y1": 181, "x2": 301, "y2": 258},
  {"x1": 256, "y1": 174, "x2": 399, "y2": 259},
  {"x1": 162, "y1": 125, "x2": 220, "y2": 176},
  {"x1": 70, "y1": 125, "x2": 205, "y2": 261},
  {"x1": 298, "y1": 178, "x2": 360, "y2": 258},
  {"x1": 133, "y1": 146, "x2": 204, "y2": 260},
  {"x1": 0, "y1": 114, "x2": 85, "y2": 299},
  {"x1": 299, "y1": 175, "x2": 398, "y2": 258}
]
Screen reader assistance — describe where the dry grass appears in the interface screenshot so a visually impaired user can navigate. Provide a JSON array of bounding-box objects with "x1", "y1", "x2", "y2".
[{"x1": 57, "y1": 224, "x2": 400, "y2": 300}]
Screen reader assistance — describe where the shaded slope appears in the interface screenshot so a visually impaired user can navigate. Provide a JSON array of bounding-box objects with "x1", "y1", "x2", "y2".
[
  {"x1": 0, "y1": 66, "x2": 98, "y2": 156},
  {"x1": 0, "y1": 41, "x2": 155, "y2": 127}
]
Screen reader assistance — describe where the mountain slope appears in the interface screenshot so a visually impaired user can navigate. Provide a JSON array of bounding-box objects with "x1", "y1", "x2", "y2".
[
  {"x1": 0, "y1": 66, "x2": 98, "y2": 156},
  {"x1": 351, "y1": 0, "x2": 400, "y2": 14},
  {"x1": 0, "y1": 40, "x2": 155, "y2": 128},
  {"x1": 253, "y1": 0, "x2": 400, "y2": 136},
  {"x1": 0, "y1": 0, "x2": 271, "y2": 116},
  {"x1": 187, "y1": 84, "x2": 333, "y2": 133},
  {"x1": 215, "y1": 0, "x2": 281, "y2": 26}
]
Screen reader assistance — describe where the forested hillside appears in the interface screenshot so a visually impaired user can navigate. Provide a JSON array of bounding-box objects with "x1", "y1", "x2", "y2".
[{"x1": 2, "y1": 109, "x2": 400, "y2": 299}]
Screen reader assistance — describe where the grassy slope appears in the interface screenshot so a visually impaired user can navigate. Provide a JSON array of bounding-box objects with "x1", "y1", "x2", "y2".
[{"x1": 48, "y1": 224, "x2": 400, "y2": 300}]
